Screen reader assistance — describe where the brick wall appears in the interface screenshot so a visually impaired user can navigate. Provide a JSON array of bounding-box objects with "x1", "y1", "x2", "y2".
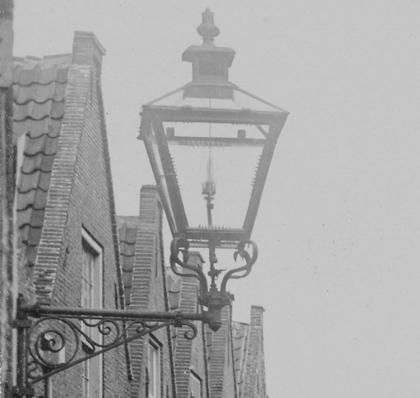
[
  {"x1": 34, "y1": 32, "x2": 130, "y2": 397},
  {"x1": 127, "y1": 185, "x2": 175, "y2": 398},
  {"x1": 173, "y1": 253, "x2": 209, "y2": 398},
  {"x1": 207, "y1": 304, "x2": 236, "y2": 398},
  {"x1": 243, "y1": 306, "x2": 266, "y2": 398}
]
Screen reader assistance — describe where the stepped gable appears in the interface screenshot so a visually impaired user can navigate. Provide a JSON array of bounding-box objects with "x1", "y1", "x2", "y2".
[
  {"x1": 117, "y1": 215, "x2": 139, "y2": 306},
  {"x1": 13, "y1": 54, "x2": 71, "y2": 266}
]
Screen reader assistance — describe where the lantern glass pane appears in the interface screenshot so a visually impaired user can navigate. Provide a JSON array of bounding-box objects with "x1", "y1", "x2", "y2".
[{"x1": 164, "y1": 121, "x2": 266, "y2": 230}]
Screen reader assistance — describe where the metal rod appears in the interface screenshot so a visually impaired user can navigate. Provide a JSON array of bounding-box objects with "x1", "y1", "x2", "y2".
[
  {"x1": 233, "y1": 85, "x2": 288, "y2": 113},
  {"x1": 166, "y1": 135, "x2": 266, "y2": 146},
  {"x1": 19, "y1": 304, "x2": 209, "y2": 322},
  {"x1": 143, "y1": 105, "x2": 285, "y2": 125}
]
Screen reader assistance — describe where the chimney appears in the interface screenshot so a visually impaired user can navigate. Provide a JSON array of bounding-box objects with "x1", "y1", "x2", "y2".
[
  {"x1": 139, "y1": 185, "x2": 162, "y2": 231},
  {"x1": 250, "y1": 305, "x2": 264, "y2": 327},
  {"x1": 72, "y1": 31, "x2": 105, "y2": 73}
]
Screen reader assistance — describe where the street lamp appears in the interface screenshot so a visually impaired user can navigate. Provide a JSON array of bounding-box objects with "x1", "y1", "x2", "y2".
[
  {"x1": 12, "y1": 9, "x2": 288, "y2": 397},
  {"x1": 140, "y1": 9, "x2": 288, "y2": 330}
]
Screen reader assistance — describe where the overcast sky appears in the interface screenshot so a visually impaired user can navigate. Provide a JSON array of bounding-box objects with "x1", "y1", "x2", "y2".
[{"x1": 14, "y1": 1, "x2": 420, "y2": 397}]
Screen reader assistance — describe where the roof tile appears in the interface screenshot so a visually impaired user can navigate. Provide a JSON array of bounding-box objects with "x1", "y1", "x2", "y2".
[
  {"x1": 14, "y1": 81, "x2": 66, "y2": 104},
  {"x1": 13, "y1": 55, "x2": 71, "y2": 265},
  {"x1": 14, "y1": 99, "x2": 65, "y2": 122}
]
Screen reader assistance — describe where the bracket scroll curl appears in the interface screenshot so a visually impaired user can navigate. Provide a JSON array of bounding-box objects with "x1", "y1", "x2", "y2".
[
  {"x1": 24, "y1": 313, "x2": 199, "y2": 385},
  {"x1": 220, "y1": 240, "x2": 258, "y2": 293},
  {"x1": 170, "y1": 237, "x2": 209, "y2": 296}
]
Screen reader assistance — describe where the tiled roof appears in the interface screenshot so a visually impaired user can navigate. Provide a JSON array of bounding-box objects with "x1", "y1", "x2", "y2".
[
  {"x1": 232, "y1": 320, "x2": 250, "y2": 395},
  {"x1": 116, "y1": 216, "x2": 139, "y2": 306},
  {"x1": 14, "y1": 55, "x2": 71, "y2": 266}
]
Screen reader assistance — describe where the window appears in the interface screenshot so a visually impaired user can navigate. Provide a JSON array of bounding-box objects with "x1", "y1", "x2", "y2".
[
  {"x1": 81, "y1": 229, "x2": 103, "y2": 398},
  {"x1": 147, "y1": 338, "x2": 161, "y2": 398},
  {"x1": 190, "y1": 371, "x2": 202, "y2": 398}
]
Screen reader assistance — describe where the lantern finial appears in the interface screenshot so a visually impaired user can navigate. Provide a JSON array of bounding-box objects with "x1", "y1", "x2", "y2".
[
  {"x1": 197, "y1": 8, "x2": 220, "y2": 44},
  {"x1": 183, "y1": 9, "x2": 235, "y2": 98}
]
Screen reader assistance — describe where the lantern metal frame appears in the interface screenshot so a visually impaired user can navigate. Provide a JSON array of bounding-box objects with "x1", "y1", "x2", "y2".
[{"x1": 140, "y1": 100, "x2": 288, "y2": 249}]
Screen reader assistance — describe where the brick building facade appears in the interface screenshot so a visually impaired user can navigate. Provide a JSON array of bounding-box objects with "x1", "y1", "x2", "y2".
[
  {"x1": 2, "y1": 31, "x2": 131, "y2": 396},
  {"x1": 118, "y1": 186, "x2": 175, "y2": 398},
  {"x1": 118, "y1": 186, "x2": 268, "y2": 398}
]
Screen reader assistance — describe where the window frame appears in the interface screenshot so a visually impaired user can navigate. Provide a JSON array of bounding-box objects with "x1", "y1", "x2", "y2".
[
  {"x1": 81, "y1": 228, "x2": 104, "y2": 398},
  {"x1": 147, "y1": 336, "x2": 162, "y2": 398}
]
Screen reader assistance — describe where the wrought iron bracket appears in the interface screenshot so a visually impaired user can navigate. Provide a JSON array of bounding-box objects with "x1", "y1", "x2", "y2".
[
  {"x1": 11, "y1": 296, "x2": 215, "y2": 397},
  {"x1": 170, "y1": 237, "x2": 258, "y2": 308}
]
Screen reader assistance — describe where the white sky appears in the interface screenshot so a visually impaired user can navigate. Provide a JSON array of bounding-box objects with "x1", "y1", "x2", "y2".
[{"x1": 14, "y1": 1, "x2": 420, "y2": 396}]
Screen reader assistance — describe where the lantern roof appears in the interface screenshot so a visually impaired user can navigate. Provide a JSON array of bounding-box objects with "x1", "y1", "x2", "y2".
[
  {"x1": 145, "y1": 9, "x2": 286, "y2": 113},
  {"x1": 182, "y1": 8, "x2": 236, "y2": 99}
]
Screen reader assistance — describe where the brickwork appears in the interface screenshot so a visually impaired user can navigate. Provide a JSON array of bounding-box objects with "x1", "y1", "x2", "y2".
[
  {"x1": 120, "y1": 186, "x2": 175, "y2": 398},
  {"x1": 243, "y1": 306, "x2": 266, "y2": 398},
  {"x1": 118, "y1": 184, "x2": 269, "y2": 398},
  {"x1": 207, "y1": 304, "x2": 236, "y2": 398},
  {"x1": 172, "y1": 255, "x2": 209, "y2": 398},
  {"x1": 9, "y1": 32, "x2": 131, "y2": 397},
  {"x1": 233, "y1": 305, "x2": 267, "y2": 398},
  {"x1": 33, "y1": 62, "x2": 90, "y2": 304}
]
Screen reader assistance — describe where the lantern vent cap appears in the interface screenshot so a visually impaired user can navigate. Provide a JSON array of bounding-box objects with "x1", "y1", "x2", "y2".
[{"x1": 182, "y1": 8, "x2": 235, "y2": 99}]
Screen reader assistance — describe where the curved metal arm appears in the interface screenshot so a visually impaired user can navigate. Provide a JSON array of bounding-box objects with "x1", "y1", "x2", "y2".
[
  {"x1": 170, "y1": 237, "x2": 209, "y2": 296},
  {"x1": 220, "y1": 240, "x2": 258, "y2": 293},
  {"x1": 16, "y1": 305, "x2": 201, "y2": 387}
]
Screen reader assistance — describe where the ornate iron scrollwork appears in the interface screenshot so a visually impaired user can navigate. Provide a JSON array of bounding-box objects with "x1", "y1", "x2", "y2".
[
  {"x1": 169, "y1": 237, "x2": 258, "y2": 331},
  {"x1": 13, "y1": 239, "x2": 258, "y2": 396},
  {"x1": 13, "y1": 301, "x2": 203, "y2": 396},
  {"x1": 170, "y1": 237, "x2": 258, "y2": 297}
]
